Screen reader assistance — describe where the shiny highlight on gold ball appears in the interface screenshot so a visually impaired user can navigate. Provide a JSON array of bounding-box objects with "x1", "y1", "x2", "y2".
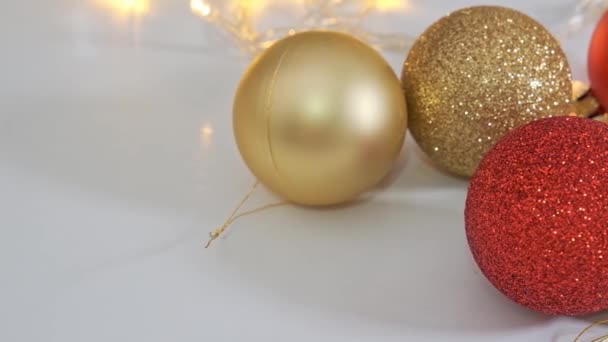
[
  {"x1": 402, "y1": 6, "x2": 572, "y2": 177},
  {"x1": 234, "y1": 31, "x2": 407, "y2": 206}
]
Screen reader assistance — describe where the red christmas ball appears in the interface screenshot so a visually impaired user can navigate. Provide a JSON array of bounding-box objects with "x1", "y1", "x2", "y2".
[
  {"x1": 466, "y1": 116, "x2": 608, "y2": 316},
  {"x1": 589, "y1": 11, "x2": 608, "y2": 110}
]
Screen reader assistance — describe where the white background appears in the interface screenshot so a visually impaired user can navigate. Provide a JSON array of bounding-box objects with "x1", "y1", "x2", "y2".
[{"x1": 0, "y1": 0, "x2": 606, "y2": 341}]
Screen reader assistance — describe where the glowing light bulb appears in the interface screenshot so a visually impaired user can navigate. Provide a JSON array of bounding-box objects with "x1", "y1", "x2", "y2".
[
  {"x1": 200, "y1": 124, "x2": 215, "y2": 148},
  {"x1": 191, "y1": 0, "x2": 211, "y2": 17},
  {"x1": 200, "y1": 125, "x2": 214, "y2": 136},
  {"x1": 234, "y1": 0, "x2": 267, "y2": 14},
  {"x1": 97, "y1": 0, "x2": 150, "y2": 16},
  {"x1": 372, "y1": 0, "x2": 406, "y2": 11}
]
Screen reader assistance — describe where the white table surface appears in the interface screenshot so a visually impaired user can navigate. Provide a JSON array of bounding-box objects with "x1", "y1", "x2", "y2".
[{"x1": 1, "y1": 0, "x2": 606, "y2": 341}]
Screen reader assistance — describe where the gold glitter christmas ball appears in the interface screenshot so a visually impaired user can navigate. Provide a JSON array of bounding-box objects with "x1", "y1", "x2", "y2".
[
  {"x1": 402, "y1": 6, "x2": 572, "y2": 177},
  {"x1": 234, "y1": 31, "x2": 407, "y2": 206}
]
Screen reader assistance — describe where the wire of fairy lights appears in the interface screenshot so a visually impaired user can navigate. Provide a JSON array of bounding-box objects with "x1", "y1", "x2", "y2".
[
  {"x1": 98, "y1": 0, "x2": 608, "y2": 55},
  {"x1": 190, "y1": 0, "x2": 414, "y2": 55},
  {"x1": 189, "y1": 0, "x2": 608, "y2": 55}
]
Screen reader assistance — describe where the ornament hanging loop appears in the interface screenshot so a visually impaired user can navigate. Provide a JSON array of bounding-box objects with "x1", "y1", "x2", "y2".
[
  {"x1": 574, "y1": 319, "x2": 608, "y2": 342},
  {"x1": 205, "y1": 180, "x2": 260, "y2": 248},
  {"x1": 204, "y1": 180, "x2": 287, "y2": 248}
]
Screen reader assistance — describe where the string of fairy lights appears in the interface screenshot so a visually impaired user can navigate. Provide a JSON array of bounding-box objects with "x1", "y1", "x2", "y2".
[
  {"x1": 97, "y1": 0, "x2": 608, "y2": 55},
  {"x1": 189, "y1": 0, "x2": 414, "y2": 54}
]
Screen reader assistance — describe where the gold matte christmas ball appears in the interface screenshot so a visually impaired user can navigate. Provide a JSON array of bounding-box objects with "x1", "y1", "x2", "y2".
[
  {"x1": 402, "y1": 6, "x2": 572, "y2": 177},
  {"x1": 233, "y1": 31, "x2": 407, "y2": 206}
]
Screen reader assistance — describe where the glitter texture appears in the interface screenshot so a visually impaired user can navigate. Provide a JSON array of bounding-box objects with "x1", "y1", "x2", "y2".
[
  {"x1": 402, "y1": 6, "x2": 572, "y2": 177},
  {"x1": 466, "y1": 116, "x2": 608, "y2": 316}
]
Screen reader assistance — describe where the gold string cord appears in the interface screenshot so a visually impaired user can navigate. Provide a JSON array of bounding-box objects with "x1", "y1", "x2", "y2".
[
  {"x1": 205, "y1": 180, "x2": 287, "y2": 248},
  {"x1": 575, "y1": 320, "x2": 608, "y2": 342}
]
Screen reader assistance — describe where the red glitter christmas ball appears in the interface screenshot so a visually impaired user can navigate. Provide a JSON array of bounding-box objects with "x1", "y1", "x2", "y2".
[
  {"x1": 466, "y1": 116, "x2": 608, "y2": 316},
  {"x1": 589, "y1": 11, "x2": 608, "y2": 110}
]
